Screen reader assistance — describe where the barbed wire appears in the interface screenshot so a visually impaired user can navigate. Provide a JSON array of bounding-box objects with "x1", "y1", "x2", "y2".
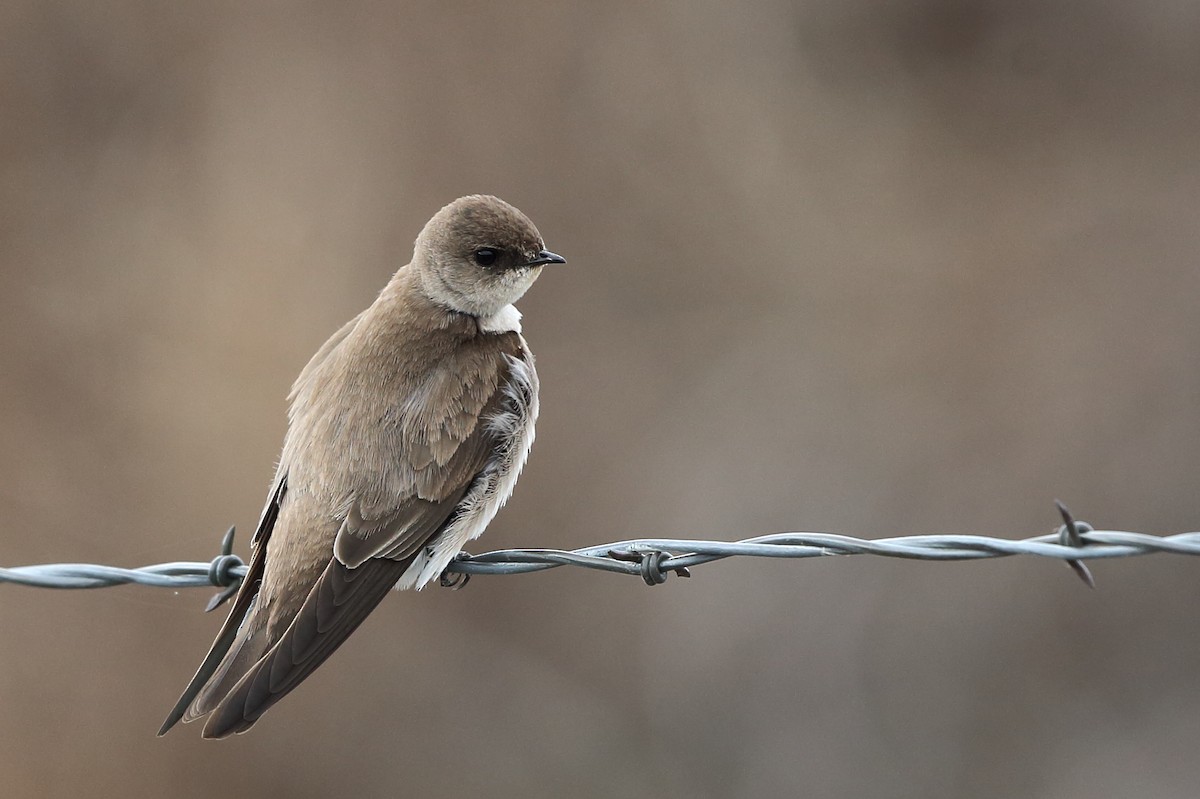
[{"x1": 2, "y1": 503, "x2": 1198, "y2": 603}]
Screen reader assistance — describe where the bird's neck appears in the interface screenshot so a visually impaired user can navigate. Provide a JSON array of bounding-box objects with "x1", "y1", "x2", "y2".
[{"x1": 376, "y1": 266, "x2": 487, "y2": 336}]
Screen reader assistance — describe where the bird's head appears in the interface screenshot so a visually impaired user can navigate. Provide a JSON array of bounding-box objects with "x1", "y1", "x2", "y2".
[{"x1": 413, "y1": 195, "x2": 566, "y2": 318}]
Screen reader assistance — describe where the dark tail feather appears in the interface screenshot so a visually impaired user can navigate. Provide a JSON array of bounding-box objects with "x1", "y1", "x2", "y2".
[
  {"x1": 201, "y1": 556, "x2": 411, "y2": 739},
  {"x1": 157, "y1": 591, "x2": 264, "y2": 736},
  {"x1": 159, "y1": 477, "x2": 286, "y2": 736},
  {"x1": 158, "y1": 635, "x2": 237, "y2": 735},
  {"x1": 180, "y1": 603, "x2": 270, "y2": 723}
]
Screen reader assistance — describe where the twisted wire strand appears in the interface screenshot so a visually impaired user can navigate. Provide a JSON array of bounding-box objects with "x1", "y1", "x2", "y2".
[
  {"x1": 1, "y1": 519, "x2": 1197, "y2": 593},
  {"x1": 451, "y1": 529, "x2": 1200, "y2": 573}
]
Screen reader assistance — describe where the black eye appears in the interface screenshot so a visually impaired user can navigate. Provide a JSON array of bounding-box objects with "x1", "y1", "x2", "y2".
[{"x1": 473, "y1": 248, "x2": 498, "y2": 266}]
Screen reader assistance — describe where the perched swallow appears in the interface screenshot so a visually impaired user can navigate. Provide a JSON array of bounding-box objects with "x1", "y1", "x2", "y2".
[{"x1": 159, "y1": 195, "x2": 565, "y2": 738}]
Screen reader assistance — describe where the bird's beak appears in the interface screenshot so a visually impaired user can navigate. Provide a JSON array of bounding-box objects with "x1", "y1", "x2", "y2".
[{"x1": 524, "y1": 249, "x2": 567, "y2": 266}]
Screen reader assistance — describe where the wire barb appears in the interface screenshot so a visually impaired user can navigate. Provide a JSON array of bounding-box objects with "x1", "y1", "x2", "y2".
[
  {"x1": 1, "y1": 504, "x2": 1197, "y2": 598},
  {"x1": 607, "y1": 548, "x2": 692, "y2": 585},
  {"x1": 1054, "y1": 500, "x2": 1097, "y2": 589},
  {"x1": 204, "y1": 526, "x2": 246, "y2": 611}
]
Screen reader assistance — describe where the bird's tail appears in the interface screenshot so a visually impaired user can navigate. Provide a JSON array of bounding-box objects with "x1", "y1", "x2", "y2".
[
  {"x1": 179, "y1": 604, "x2": 272, "y2": 724},
  {"x1": 157, "y1": 591, "x2": 275, "y2": 737},
  {"x1": 199, "y1": 556, "x2": 411, "y2": 738}
]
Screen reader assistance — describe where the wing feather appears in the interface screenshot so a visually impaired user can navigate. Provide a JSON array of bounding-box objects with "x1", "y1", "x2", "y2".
[
  {"x1": 200, "y1": 557, "x2": 411, "y2": 738},
  {"x1": 157, "y1": 475, "x2": 287, "y2": 736},
  {"x1": 331, "y1": 388, "x2": 504, "y2": 569}
]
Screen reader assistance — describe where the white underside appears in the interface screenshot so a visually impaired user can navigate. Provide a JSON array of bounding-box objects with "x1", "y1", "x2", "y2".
[{"x1": 395, "y1": 350, "x2": 538, "y2": 590}]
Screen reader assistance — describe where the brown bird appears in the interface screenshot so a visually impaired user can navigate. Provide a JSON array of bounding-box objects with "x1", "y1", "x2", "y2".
[{"x1": 158, "y1": 195, "x2": 565, "y2": 738}]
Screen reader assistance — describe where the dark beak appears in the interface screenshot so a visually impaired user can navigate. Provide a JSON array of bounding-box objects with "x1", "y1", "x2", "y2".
[{"x1": 524, "y1": 249, "x2": 567, "y2": 266}]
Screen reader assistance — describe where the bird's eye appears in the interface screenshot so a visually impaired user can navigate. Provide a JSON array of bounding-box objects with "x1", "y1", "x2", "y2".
[{"x1": 473, "y1": 248, "x2": 498, "y2": 267}]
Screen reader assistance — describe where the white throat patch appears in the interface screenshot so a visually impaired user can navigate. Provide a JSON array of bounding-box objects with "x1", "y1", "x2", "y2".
[{"x1": 478, "y1": 304, "x2": 523, "y2": 334}]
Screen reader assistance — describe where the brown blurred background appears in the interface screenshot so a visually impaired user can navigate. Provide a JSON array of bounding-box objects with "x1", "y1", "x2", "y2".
[{"x1": 1, "y1": 0, "x2": 1198, "y2": 797}]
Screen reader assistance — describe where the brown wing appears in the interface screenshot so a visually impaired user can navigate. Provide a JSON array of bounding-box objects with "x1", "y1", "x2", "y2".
[
  {"x1": 157, "y1": 475, "x2": 287, "y2": 736},
  {"x1": 200, "y1": 556, "x2": 413, "y2": 738},
  {"x1": 197, "y1": 381, "x2": 510, "y2": 739},
  {"x1": 332, "y1": 407, "x2": 499, "y2": 568}
]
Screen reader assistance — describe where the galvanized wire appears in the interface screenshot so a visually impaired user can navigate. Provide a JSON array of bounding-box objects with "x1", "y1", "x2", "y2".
[{"x1": 1, "y1": 504, "x2": 1197, "y2": 597}]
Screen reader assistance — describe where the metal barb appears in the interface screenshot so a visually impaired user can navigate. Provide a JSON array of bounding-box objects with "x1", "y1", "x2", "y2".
[
  {"x1": 607, "y1": 548, "x2": 691, "y2": 585},
  {"x1": 1055, "y1": 500, "x2": 1097, "y2": 589},
  {"x1": 640, "y1": 551, "x2": 668, "y2": 585},
  {"x1": 204, "y1": 526, "x2": 245, "y2": 611}
]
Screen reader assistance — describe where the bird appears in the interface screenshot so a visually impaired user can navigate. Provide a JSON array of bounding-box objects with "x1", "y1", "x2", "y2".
[{"x1": 158, "y1": 195, "x2": 565, "y2": 738}]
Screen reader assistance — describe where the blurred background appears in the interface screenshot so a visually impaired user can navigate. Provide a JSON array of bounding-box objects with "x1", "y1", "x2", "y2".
[{"x1": 1, "y1": 0, "x2": 1198, "y2": 796}]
